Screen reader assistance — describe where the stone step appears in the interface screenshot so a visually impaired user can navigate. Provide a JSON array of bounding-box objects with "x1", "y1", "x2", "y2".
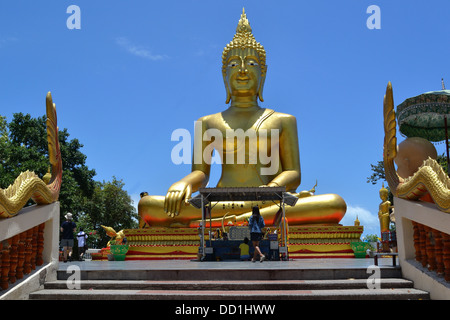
[
  {"x1": 42, "y1": 278, "x2": 415, "y2": 291},
  {"x1": 56, "y1": 266, "x2": 402, "y2": 281},
  {"x1": 29, "y1": 287, "x2": 430, "y2": 300},
  {"x1": 30, "y1": 260, "x2": 430, "y2": 300}
]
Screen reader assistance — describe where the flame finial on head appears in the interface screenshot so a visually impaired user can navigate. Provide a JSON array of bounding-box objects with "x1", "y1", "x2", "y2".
[{"x1": 236, "y1": 7, "x2": 252, "y2": 33}]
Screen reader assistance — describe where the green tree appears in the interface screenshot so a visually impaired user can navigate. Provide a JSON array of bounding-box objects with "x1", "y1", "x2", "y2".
[
  {"x1": 436, "y1": 154, "x2": 449, "y2": 175},
  {"x1": 0, "y1": 113, "x2": 97, "y2": 220},
  {"x1": 366, "y1": 160, "x2": 385, "y2": 185},
  {"x1": 1, "y1": 113, "x2": 138, "y2": 249},
  {"x1": 83, "y1": 177, "x2": 138, "y2": 248},
  {"x1": 366, "y1": 160, "x2": 393, "y2": 204},
  {"x1": 74, "y1": 214, "x2": 101, "y2": 249},
  {"x1": 0, "y1": 114, "x2": 46, "y2": 189},
  {"x1": 0, "y1": 115, "x2": 11, "y2": 187}
]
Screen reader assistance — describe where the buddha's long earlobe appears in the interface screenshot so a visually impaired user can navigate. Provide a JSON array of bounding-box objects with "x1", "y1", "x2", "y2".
[
  {"x1": 226, "y1": 89, "x2": 231, "y2": 104},
  {"x1": 224, "y1": 76, "x2": 231, "y2": 104},
  {"x1": 257, "y1": 71, "x2": 266, "y2": 102}
]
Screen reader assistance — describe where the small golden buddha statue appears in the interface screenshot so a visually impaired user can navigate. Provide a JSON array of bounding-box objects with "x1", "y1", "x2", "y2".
[
  {"x1": 138, "y1": 9, "x2": 346, "y2": 228},
  {"x1": 354, "y1": 215, "x2": 360, "y2": 226},
  {"x1": 378, "y1": 183, "x2": 392, "y2": 233}
]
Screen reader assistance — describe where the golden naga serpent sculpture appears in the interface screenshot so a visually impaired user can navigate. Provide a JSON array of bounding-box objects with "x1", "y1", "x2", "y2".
[
  {"x1": 383, "y1": 82, "x2": 450, "y2": 212},
  {"x1": 0, "y1": 92, "x2": 62, "y2": 218}
]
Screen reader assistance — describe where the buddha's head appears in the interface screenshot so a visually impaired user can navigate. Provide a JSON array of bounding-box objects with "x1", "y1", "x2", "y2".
[
  {"x1": 379, "y1": 183, "x2": 389, "y2": 201},
  {"x1": 394, "y1": 137, "x2": 438, "y2": 178},
  {"x1": 222, "y1": 8, "x2": 267, "y2": 104}
]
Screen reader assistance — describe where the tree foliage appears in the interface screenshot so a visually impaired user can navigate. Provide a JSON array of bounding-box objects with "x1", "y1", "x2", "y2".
[
  {"x1": 0, "y1": 113, "x2": 138, "y2": 248},
  {"x1": 366, "y1": 160, "x2": 385, "y2": 185},
  {"x1": 81, "y1": 177, "x2": 139, "y2": 248},
  {"x1": 0, "y1": 112, "x2": 96, "y2": 217}
]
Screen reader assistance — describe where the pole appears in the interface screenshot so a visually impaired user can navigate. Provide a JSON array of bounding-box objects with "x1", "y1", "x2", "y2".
[
  {"x1": 201, "y1": 195, "x2": 205, "y2": 259},
  {"x1": 209, "y1": 203, "x2": 212, "y2": 247},
  {"x1": 281, "y1": 197, "x2": 288, "y2": 261},
  {"x1": 445, "y1": 116, "x2": 449, "y2": 177}
]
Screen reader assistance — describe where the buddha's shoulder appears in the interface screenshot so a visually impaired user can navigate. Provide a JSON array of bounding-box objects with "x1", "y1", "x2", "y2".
[
  {"x1": 196, "y1": 109, "x2": 297, "y2": 124},
  {"x1": 268, "y1": 110, "x2": 298, "y2": 122},
  {"x1": 196, "y1": 112, "x2": 223, "y2": 127},
  {"x1": 196, "y1": 112, "x2": 221, "y2": 121}
]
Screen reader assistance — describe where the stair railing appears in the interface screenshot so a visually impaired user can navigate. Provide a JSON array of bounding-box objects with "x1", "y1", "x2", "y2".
[
  {"x1": 0, "y1": 202, "x2": 60, "y2": 298},
  {"x1": 394, "y1": 197, "x2": 450, "y2": 299}
]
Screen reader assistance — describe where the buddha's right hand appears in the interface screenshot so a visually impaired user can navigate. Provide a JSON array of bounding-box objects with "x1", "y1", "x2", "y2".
[{"x1": 164, "y1": 181, "x2": 192, "y2": 217}]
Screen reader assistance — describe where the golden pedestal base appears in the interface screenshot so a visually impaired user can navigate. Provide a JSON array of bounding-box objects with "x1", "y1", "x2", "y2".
[
  {"x1": 94, "y1": 225, "x2": 363, "y2": 260},
  {"x1": 287, "y1": 225, "x2": 364, "y2": 259},
  {"x1": 95, "y1": 228, "x2": 208, "y2": 260}
]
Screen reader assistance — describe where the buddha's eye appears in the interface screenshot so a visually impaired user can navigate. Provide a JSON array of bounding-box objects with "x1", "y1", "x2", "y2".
[
  {"x1": 228, "y1": 62, "x2": 239, "y2": 68},
  {"x1": 247, "y1": 61, "x2": 258, "y2": 66}
]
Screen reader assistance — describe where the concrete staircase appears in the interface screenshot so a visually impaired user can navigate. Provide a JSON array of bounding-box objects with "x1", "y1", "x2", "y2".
[{"x1": 28, "y1": 261, "x2": 430, "y2": 300}]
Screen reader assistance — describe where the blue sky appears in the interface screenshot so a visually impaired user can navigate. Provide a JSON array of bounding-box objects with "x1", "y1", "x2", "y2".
[{"x1": 1, "y1": 1, "x2": 449, "y2": 237}]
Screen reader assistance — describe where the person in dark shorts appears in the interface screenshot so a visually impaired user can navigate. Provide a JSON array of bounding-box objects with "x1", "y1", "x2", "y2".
[
  {"x1": 60, "y1": 213, "x2": 76, "y2": 262},
  {"x1": 248, "y1": 206, "x2": 266, "y2": 262}
]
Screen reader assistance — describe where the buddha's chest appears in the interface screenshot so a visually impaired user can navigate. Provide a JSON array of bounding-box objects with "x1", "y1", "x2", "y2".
[
  {"x1": 204, "y1": 116, "x2": 281, "y2": 162},
  {"x1": 379, "y1": 202, "x2": 390, "y2": 212}
]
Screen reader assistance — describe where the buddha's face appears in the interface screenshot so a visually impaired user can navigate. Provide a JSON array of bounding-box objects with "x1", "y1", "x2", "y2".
[
  {"x1": 224, "y1": 48, "x2": 265, "y2": 103},
  {"x1": 380, "y1": 189, "x2": 388, "y2": 201}
]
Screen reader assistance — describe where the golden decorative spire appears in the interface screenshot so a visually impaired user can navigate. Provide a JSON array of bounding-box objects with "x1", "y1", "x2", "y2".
[
  {"x1": 442, "y1": 78, "x2": 446, "y2": 90},
  {"x1": 236, "y1": 8, "x2": 252, "y2": 33}
]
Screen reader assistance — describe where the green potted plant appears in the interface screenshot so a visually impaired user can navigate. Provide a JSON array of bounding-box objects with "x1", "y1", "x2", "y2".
[
  {"x1": 101, "y1": 225, "x2": 129, "y2": 261},
  {"x1": 350, "y1": 241, "x2": 371, "y2": 258},
  {"x1": 109, "y1": 239, "x2": 129, "y2": 261}
]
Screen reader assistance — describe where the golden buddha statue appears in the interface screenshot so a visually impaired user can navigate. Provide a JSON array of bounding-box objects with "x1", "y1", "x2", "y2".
[
  {"x1": 138, "y1": 9, "x2": 346, "y2": 228},
  {"x1": 378, "y1": 183, "x2": 392, "y2": 233}
]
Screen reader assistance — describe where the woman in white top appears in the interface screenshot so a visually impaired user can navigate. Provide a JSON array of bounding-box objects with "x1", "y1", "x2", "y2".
[{"x1": 77, "y1": 228, "x2": 88, "y2": 260}]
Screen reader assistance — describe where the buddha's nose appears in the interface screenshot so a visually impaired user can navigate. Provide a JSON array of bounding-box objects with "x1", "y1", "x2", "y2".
[{"x1": 239, "y1": 59, "x2": 248, "y2": 74}]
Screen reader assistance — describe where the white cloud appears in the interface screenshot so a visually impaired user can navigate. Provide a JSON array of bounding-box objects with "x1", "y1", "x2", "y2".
[
  {"x1": 116, "y1": 37, "x2": 168, "y2": 61},
  {"x1": 0, "y1": 37, "x2": 18, "y2": 48},
  {"x1": 342, "y1": 204, "x2": 379, "y2": 237},
  {"x1": 193, "y1": 44, "x2": 219, "y2": 57}
]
